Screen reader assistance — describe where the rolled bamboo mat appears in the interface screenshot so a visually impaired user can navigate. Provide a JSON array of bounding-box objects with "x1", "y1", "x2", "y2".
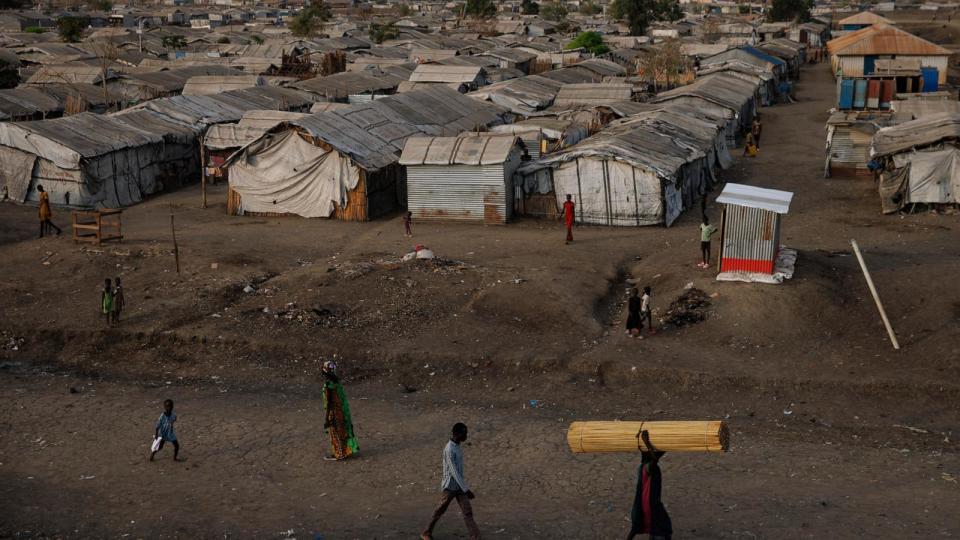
[{"x1": 567, "y1": 420, "x2": 729, "y2": 453}]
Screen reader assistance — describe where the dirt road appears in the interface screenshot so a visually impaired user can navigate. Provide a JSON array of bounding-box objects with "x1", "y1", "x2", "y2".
[{"x1": 2, "y1": 64, "x2": 958, "y2": 539}]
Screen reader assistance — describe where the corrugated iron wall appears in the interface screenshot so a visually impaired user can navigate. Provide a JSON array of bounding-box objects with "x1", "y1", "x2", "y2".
[
  {"x1": 407, "y1": 164, "x2": 510, "y2": 224},
  {"x1": 829, "y1": 126, "x2": 873, "y2": 176},
  {"x1": 719, "y1": 204, "x2": 780, "y2": 274}
]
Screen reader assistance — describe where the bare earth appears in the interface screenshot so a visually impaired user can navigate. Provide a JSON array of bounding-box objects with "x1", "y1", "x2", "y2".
[{"x1": 1, "y1": 64, "x2": 958, "y2": 539}]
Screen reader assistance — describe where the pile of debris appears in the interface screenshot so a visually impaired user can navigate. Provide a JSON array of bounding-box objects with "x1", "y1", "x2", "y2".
[{"x1": 662, "y1": 287, "x2": 712, "y2": 327}]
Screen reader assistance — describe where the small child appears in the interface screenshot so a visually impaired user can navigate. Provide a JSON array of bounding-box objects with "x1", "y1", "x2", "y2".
[
  {"x1": 639, "y1": 286, "x2": 655, "y2": 336},
  {"x1": 101, "y1": 278, "x2": 114, "y2": 326},
  {"x1": 113, "y1": 277, "x2": 125, "y2": 323},
  {"x1": 403, "y1": 211, "x2": 413, "y2": 237},
  {"x1": 150, "y1": 399, "x2": 180, "y2": 462}
]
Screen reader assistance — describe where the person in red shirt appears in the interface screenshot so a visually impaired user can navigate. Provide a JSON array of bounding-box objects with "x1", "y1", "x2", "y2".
[{"x1": 562, "y1": 194, "x2": 576, "y2": 244}]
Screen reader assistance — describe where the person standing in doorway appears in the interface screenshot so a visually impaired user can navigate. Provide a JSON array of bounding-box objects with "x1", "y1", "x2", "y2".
[
  {"x1": 626, "y1": 430, "x2": 672, "y2": 540},
  {"x1": 322, "y1": 361, "x2": 359, "y2": 461},
  {"x1": 699, "y1": 216, "x2": 718, "y2": 268},
  {"x1": 562, "y1": 194, "x2": 576, "y2": 244},
  {"x1": 422, "y1": 423, "x2": 481, "y2": 540},
  {"x1": 751, "y1": 117, "x2": 763, "y2": 149},
  {"x1": 37, "y1": 185, "x2": 61, "y2": 238}
]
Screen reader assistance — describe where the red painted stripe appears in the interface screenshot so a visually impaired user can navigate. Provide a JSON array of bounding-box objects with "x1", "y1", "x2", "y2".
[{"x1": 721, "y1": 257, "x2": 775, "y2": 274}]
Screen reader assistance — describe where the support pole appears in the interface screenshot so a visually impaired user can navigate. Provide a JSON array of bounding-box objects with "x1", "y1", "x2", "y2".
[
  {"x1": 170, "y1": 204, "x2": 180, "y2": 276},
  {"x1": 199, "y1": 135, "x2": 207, "y2": 209},
  {"x1": 851, "y1": 239, "x2": 899, "y2": 350}
]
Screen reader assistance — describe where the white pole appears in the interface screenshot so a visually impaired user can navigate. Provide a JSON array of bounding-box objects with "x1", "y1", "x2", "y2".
[{"x1": 851, "y1": 239, "x2": 900, "y2": 350}]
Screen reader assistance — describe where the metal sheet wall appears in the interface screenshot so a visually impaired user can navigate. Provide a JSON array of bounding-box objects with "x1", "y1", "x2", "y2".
[
  {"x1": 829, "y1": 127, "x2": 872, "y2": 169},
  {"x1": 407, "y1": 164, "x2": 510, "y2": 224},
  {"x1": 719, "y1": 204, "x2": 779, "y2": 274}
]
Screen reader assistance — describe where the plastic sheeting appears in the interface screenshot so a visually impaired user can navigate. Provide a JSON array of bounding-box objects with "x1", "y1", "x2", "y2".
[
  {"x1": 228, "y1": 130, "x2": 360, "y2": 218},
  {"x1": 891, "y1": 148, "x2": 960, "y2": 205},
  {"x1": 551, "y1": 158, "x2": 667, "y2": 226},
  {"x1": 0, "y1": 146, "x2": 37, "y2": 203}
]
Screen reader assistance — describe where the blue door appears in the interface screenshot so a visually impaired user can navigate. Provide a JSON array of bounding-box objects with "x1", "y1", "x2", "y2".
[
  {"x1": 863, "y1": 55, "x2": 877, "y2": 75},
  {"x1": 839, "y1": 79, "x2": 854, "y2": 109},
  {"x1": 853, "y1": 79, "x2": 867, "y2": 109},
  {"x1": 921, "y1": 67, "x2": 939, "y2": 92}
]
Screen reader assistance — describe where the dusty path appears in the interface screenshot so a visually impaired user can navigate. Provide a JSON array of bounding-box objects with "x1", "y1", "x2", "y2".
[{"x1": 2, "y1": 64, "x2": 959, "y2": 539}]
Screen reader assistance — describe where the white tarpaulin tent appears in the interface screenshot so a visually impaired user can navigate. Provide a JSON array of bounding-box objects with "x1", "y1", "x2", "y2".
[{"x1": 227, "y1": 130, "x2": 359, "y2": 218}]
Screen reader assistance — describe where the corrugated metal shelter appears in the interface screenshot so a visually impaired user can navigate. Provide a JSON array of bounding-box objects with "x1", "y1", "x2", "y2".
[
  {"x1": 468, "y1": 74, "x2": 564, "y2": 115},
  {"x1": 182, "y1": 75, "x2": 265, "y2": 96},
  {"x1": 400, "y1": 135, "x2": 525, "y2": 224},
  {"x1": 827, "y1": 24, "x2": 951, "y2": 85},
  {"x1": 114, "y1": 65, "x2": 243, "y2": 101},
  {"x1": 825, "y1": 111, "x2": 902, "y2": 177},
  {"x1": 409, "y1": 64, "x2": 485, "y2": 90},
  {"x1": 291, "y1": 70, "x2": 404, "y2": 103},
  {"x1": 837, "y1": 11, "x2": 893, "y2": 31},
  {"x1": 653, "y1": 72, "x2": 760, "y2": 143},
  {"x1": 552, "y1": 83, "x2": 633, "y2": 108},
  {"x1": 716, "y1": 183, "x2": 793, "y2": 274},
  {"x1": 223, "y1": 86, "x2": 509, "y2": 221},
  {"x1": 871, "y1": 113, "x2": 960, "y2": 212},
  {"x1": 516, "y1": 106, "x2": 727, "y2": 226},
  {"x1": 25, "y1": 65, "x2": 115, "y2": 85}
]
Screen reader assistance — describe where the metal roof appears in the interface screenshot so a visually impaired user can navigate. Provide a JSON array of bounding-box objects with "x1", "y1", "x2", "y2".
[
  {"x1": 399, "y1": 135, "x2": 522, "y2": 165},
  {"x1": 828, "y1": 24, "x2": 950, "y2": 56},
  {"x1": 289, "y1": 86, "x2": 508, "y2": 171},
  {"x1": 553, "y1": 83, "x2": 633, "y2": 107},
  {"x1": 409, "y1": 64, "x2": 484, "y2": 83},
  {"x1": 653, "y1": 71, "x2": 759, "y2": 114},
  {"x1": 182, "y1": 75, "x2": 264, "y2": 96},
  {"x1": 890, "y1": 99, "x2": 960, "y2": 120},
  {"x1": 292, "y1": 70, "x2": 403, "y2": 97},
  {"x1": 837, "y1": 11, "x2": 894, "y2": 26},
  {"x1": 872, "y1": 113, "x2": 960, "y2": 157},
  {"x1": 716, "y1": 183, "x2": 793, "y2": 214},
  {"x1": 482, "y1": 47, "x2": 537, "y2": 64},
  {"x1": 468, "y1": 74, "x2": 564, "y2": 114}
]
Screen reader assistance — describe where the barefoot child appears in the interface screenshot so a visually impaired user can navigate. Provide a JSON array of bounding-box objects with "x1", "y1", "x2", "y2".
[
  {"x1": 101, "y1": 278, "x2": 114, "y2": 326},
  {"x1": 113, "y1": 277, "x2": 125, "y2": 323},
  {"x1": 150, "y1": 399, "x2": 180, "y2": 461},
  {"x1": 404, "y1": 211, "x2": 413, "y2": 237}
]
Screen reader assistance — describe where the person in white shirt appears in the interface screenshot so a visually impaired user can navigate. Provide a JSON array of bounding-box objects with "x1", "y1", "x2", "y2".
[{"x1": 421, "y1": 423, "x2": 481, "y2": 540}]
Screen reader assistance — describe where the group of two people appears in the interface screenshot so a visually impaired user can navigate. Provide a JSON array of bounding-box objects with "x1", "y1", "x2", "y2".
[{"x1": 100, "y1": 277, "x2": 125, "y2": 326}]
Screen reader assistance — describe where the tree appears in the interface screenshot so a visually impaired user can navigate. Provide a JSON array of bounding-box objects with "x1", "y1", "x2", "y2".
[
  {"x1": 701, "y1": 17, "x2": 720, "y2": 43},
  {"x1": 396, "y1": 3, "x2": 411, "y2": 16},
  {"x1": 636, "y1": 38, "x2": 689, "y2": 91},
  {"x1": 767, "y1": 0, "x2": 812, "y2": 22},
  {"x1": 56, "y1": 16, "x2": 88, "y2": 43},
  {"x1": 521, "y1": 0, "x2": 539, "y2": 15},
  {"x1": 89, "y1": 0, "x2": 112, "y2": 11},
  {"x1": 565, "y1": 30, "x2": 609, "y2": 54},
  {"x1": 579, "y1": 1, "x2": 602, "y2": 15},
  {"x1": 540, "y1": 1, "x2": 568, "y2": 21},
  {"x1": 217, "y1": 36, "x2": 230, "y2": 44},
  {"x1": 88, "y1": 38, "x2": 118, "y2": 103},
  {"x1": 464, "y1": 0, "x2": 495, "y2": 18},
  {"x1": 161, "y1": 35, "x2": 187, "y2": 49},
  {"x1": 289, "y1": 2, "x2": 332, "y2": 37},
  {"x1": 368, "y1": 21, "x2": 398, "y2": 44},
  {"x1": 609, "y1": 0, "x2": 682, "y2": 36}
]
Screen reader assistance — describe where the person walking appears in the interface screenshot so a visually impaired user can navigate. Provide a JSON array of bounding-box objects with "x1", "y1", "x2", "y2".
[
  {"x1": 403, "y1": 211, "x2": 413, "y2": 237},
  {"x1": 101, "y1": 278, "x2": 115, "y2": 326},
  {"x1": 626, "y1": 430, "x2": 672, "y2": 540},
  {"x1": 751, "y1": 117, "x2": 763, "y2": 149},
  {"x1": 37, "y1": 185, "x2": 61, "y2": 238},
  {"x1": 562, "y1": 194, "x2": 576, "y2": 244},
  {"x1": 421, "y1": 423, "x2": 481, "y2": 540},
  {"x1": 625, "y1": 287, "x2": 642, "y2": 337},
  {"x1": 698, "y1": 216, "x2": 718, "y2": 268},
  {"x1": 113, "y1": 277, "x2": 125, "y2": 323},
  {"x1": 321, "y1": 361, "x2": 359, "y2": 461},
  {"x1": 150, "y1": 399, "x2": 181, "y2": 462},
  {"x1": 639, "y1": 286, "x2": 655, "y2": 336}
]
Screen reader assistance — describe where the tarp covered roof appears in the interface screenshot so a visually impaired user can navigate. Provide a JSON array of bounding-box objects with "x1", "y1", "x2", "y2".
[
  {"x1": 872, "y1": 113, "x2": 960, "y2": 157},
  {"x1": 653, "y1": 71, "x2": 758, "y2": 114},
  {"x1": 468, "y1": 74, "x2": 564, "y2": 114},
  {"x1": 399, "y1": 134, "x2": 522, "y2": 165},
  {"x1": 288, "y1": 86, "x2": 508, "y2": 171}
]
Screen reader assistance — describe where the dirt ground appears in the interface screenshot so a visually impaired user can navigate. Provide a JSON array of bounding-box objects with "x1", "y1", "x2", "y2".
[
  {"x1": 886, "y1": 9, "x2": 960, "y2": 84},
  {"x1": 1, "y1": 64, "x2": 959, "y2": 539}
]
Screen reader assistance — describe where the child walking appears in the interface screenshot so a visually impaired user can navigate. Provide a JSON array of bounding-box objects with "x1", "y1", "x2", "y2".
[
  {"x1": 101, "y1": 278, "x2": 115, "y2": 326},
  {"x1": 113, "y1": 277, "x2": 125, "y2": 323},
  {"x1": 150, "y1": 399, "x2": 181, "y2": 461},
  {"x1": 403, "y1": 211, "x2": 413, "y2": 237}
]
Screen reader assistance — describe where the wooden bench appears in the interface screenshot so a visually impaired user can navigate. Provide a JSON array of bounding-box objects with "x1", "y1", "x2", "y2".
[{"x1": 72, "y1": 209, "x2": 123, "y2": 246}]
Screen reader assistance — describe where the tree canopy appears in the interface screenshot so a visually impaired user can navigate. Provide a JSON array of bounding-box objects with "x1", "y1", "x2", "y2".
[
  {"x1": 539, "y1": 1, "x2": 568, "y2": 22},
  {"x1": 767, "y1": 0, "x2": 812, "y2": 22},
  {"x1": 161, "y1": 35, "x2": 187, "y2": 49},
  {"x1": 609, "y1": 0, "x2": 682, "y2": 36},
  {"x1": 464, "y1": 0, "x2": 495, "y2": 18},
  {"x1": 579, "y1": 1, "x2": 602, "y2": 15},
  {"x1": 369, "y1": 21, "x2": 399, "y2": 44},
  {"x1": 289, "y1": 2, "x2": 332, "y2": 37},
  {"x1": 520, "y1": 0, "x2": 539, "y2": 15},
  {"x1": 565, "y1": 31, "x2": 609, "y2": 55},
  {"x1": 56, "y1": 16, "x2": 88, "y2": 43}
]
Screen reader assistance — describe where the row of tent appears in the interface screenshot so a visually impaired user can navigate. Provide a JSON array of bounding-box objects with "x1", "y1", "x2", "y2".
[{"x1": 0, "y1": 45, "x2": 782, "y2": 227}]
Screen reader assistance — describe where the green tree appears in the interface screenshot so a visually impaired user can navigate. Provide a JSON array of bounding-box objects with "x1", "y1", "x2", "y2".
[
  {"x1": 579, "y1": 1, "x2": 601, "y2": 15},
  {"x1": 25, "y1": 26, "x2": 47, "y2": 33},
  {"x1": 464, "y1": 0, "x2": 495, "y2": 18},
  {"x1": 767, "y1": 0, "x2": 812, "y2": 22},
  {"x1": 56, "y1": 16, "x2": 88, "y2": 43},
  {"x1": 565, "y1": 30, "x2": 609, "y2": 54},
  {"x1": 540, "y1": 1, "x2": 568, "y2": 21},
  {"x1": 217, "y1": 36, "x2": 230, "y2": 44},
  {"x1": 396, "y1": 3, "x2": 411, "y2": 16},
  {"x1": 609, "y1": 0, "x2": 681, "y2": 36},
  {"x1": 521, "y1": 0, "x2": 539, "y2": 15},
  {"x1": 368, "y1": 21, "x2": 399, "y2": 44},
  {"x1": 161, "y1": 35, "x2": 187, "y2": 49},
  {"x1": 289, "y1": 2, "x2": 332, "y2": 37},
  {"x1": 251, "y1": 35, "x2": 264, "y2": 44},
  {"x1": 89, "y1": 0, "x2": 112, "y2": 11}
]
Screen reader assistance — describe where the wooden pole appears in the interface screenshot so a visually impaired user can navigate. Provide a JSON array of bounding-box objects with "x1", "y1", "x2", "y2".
[
  {"x1": 199, "y1": 136, "x2": 207, "y2": 209},
  {"x1": 851, "y1": 239, "x2": 899, "y2": 350},
  {"x1": 170, "y1": 204, "x2": 180, "y2": 276}
]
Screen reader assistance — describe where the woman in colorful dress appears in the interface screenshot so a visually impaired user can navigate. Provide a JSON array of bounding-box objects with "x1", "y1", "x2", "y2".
[{"x1": 322, "y1": 361, "x2": 359, "y2": 461}]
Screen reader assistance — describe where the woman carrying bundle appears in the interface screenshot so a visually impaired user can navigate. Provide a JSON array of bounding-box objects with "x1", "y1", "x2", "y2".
[
  {"x1": 321, "y1": 361, "x2": 359, "y2": 461},
  {"x1": 627, "y1": 430, "x2": 672, "y2": 540}
]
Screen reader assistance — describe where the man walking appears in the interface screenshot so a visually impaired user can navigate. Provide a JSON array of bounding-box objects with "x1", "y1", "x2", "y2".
[
  {"x1": 562, "y1": 194, "x2": 576, "y2": 244},
  {"x1": 422, "y1": 423, "x2": 481, "y2": 540}
]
